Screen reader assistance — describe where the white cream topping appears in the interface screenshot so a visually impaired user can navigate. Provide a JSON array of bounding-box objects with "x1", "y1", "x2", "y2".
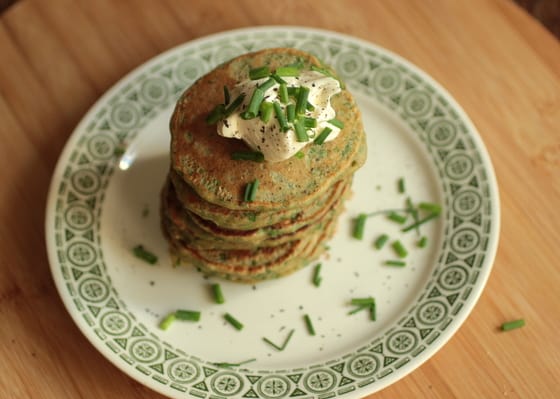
[{"x1": 217, "y1": 71, "x2": 342, "y2": 162}]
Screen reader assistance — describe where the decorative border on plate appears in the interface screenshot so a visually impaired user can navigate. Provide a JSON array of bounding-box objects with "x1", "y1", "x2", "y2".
[{"x1": 50, "y1": 28, "x2": 495, "y2": 398}]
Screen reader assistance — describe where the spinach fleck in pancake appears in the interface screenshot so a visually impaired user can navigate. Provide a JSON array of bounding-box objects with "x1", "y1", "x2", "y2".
[{"x1": 161, "y1": 48, "x2": 367, "y2": 282}]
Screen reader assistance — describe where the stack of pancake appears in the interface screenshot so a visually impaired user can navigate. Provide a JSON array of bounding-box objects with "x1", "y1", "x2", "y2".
[{"x1": 161, "y1": 48, "x2": 366, "y2": 283}]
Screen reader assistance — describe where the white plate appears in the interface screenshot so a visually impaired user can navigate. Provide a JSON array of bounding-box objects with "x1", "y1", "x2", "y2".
[{"x1": 45, "y1": 26, "x2": 499, "y2": 398}]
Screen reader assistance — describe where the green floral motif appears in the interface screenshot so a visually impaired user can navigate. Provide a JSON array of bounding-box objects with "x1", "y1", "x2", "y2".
[{"x1": 303, "y1": 369, "x2": 337, "y2": 393}]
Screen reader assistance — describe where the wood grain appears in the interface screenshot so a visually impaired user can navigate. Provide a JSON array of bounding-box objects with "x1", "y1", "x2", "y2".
[{"x1": 0, "y1": 0, "x2": 559, "y2": 398}]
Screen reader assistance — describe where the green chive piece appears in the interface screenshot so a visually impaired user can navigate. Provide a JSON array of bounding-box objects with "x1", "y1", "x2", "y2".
[
  {"x1": 223, "y1": 86, "x2": 230, "y2": 105},
  {"x1": 312, "y1": 263, "x2": 322, "y2": 287},
  {"x1": 231, "y1": 151, "x2": 265, "y2": 162},
  {"x1": 353, "y1": 213, "x2": 368, "y2": 240},
  {"x1": 276, "y1": 66, "x2": 300, "y2": 76},
  {"x1": 418, "y1": 202, "x2": 442, "y2": 215},
  {"x1": 295, "y1": 86, "x2": 310, "y2": 115},
  {"x1": 260, "y1": 101, "x2": 273, "y2": 123},
  {"x1": 402, "y1": 212, "x2": 440, "y2": 233},
  {"x1": 295, "y1": 151, "x2": 304, "y2": 159},
  {"x1": 304, "y1": 314, "x2": 316, "y2": 336},
  {"x1": 392, "y1": 240, "x2": 408, "y2": 258},
  {"x1": 328, "y1": 118, "x2": 344, "y2": 129},
  {"x1": 224, "y1": 313, "x2": 244, "y2": 330},
  {"x1": 348, "y1": 304, "x2": 370, "y2": 315},
  {"x1": 417, "y1": 236, "x2": 428, "y2": 248},
  {"x1": 306, "y1": 101, "x2": 315, "y2": 111},
  {"x1": 351, "y1": 297, "x2": 374, "y2": 306},
  {"x1": 133, "y1": 245, "x2": 158, "y2": 264},
  {"x1": 158, "y1": 313, "x2": 176, "y2": 330},
  {"x1": 286, "y1": 103, "x2": 296, "y2": 123},
  {"x1": 303, "y1": 117, "x2": 317, "y2": 128},
  {"x1": 374, "y1": 234, "x2": 389, "y2": 250},
  {"x1": 271, "y1": 73, "x2": 287, "y2": 84},
  {"x1": 212, "y1": 283, "x2": 225, "y2": 304},
  {"x1": 206, "y1": 104, "x2": 225, "y2": 124},
  {"x1": 258, "y1": 77, "x2": 277, "y2": 92},
  {"x1": 370, "y1": 299, "x2": 377, "y2": 321},
  {"x1": 406, "y1": 197, "x2": 421, "y2": 235},
  {"x1": 279, "y1": 83, "x2": 289, "y2": 104},
  {"x1": 287, "y1": 86, "x2": 300, "y2": 98},
  {"x1": 384, "y1": 260, "x2": 406, "y2": 267},
  {"x1": 243, "y1": 179, "x2": 259, "y2": 202},
  {"x1": 314, "y1": 127, "x2": 332, "y2": 145},
  {"x1": 387, "y1": 211, "x2": 407, "y2": 224},
  {"x1": 273, "y1": 101, "x2": 289, "y2": 132},
  {"x1": 262, "y1": 329, "x2": 295, "y2": 351},
  {"x1": 242, "y1": 88, "x2": 265, "y2": 119},
  {"x1": 398, "y1": 177, "x2": 405, "y2": 194},
  {"x1": 175, "y1": 310, "x2": 201, "y2": 322},
  {"x1": 213, "y1": 358, "x2": 256, "y2": 369},
  {"x1": 249, "y1": 66, "x2": 270, "y2": 80},
  {"x1": 311, "y1": 65, "x2": 332, "y2": 76},
  {"x1": 224, "y1": 93, "x2": 246, "y2": 117},
  {"x1": 501, "y1": 319, "x2": 525, "y2": 331},
  {"x1": 294, "y1": 118, "x2": 309, "y2": 142}
]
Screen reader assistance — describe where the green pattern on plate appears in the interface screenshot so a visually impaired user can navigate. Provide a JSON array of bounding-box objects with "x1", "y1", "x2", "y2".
[{"x1": 48, "y1": 27, "x2": 497, "y2": 398}]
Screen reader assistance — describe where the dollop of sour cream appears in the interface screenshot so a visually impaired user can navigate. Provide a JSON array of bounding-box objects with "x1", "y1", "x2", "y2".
[{"x1": 218, "y1": 71, "x2": 342, "y2": 162}]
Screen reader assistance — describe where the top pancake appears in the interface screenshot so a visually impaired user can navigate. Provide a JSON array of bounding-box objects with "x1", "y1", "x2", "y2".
[{"x1": 169, "y1": 48, "x2": 366, "y2": 211}]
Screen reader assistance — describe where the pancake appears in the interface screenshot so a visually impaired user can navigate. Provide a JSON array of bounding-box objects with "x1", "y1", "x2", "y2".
[{"x1": 161, "y1": 47, "x2": 367, "y2": 282}]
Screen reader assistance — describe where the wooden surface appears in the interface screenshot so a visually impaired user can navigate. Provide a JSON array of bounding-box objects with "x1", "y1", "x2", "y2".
[{"x1": 0, "y1": 1, "x2": 559, "y2": 398}]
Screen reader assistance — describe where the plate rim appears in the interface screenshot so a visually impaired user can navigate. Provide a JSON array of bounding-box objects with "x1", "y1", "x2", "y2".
[{"x1": 45, "y1": 25, "x2": 500, "y2": 398}]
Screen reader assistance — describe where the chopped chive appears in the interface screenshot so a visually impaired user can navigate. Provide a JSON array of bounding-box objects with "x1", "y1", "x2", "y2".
[
  {"x1": 286, "y1": 103, "x2": 296, "y2": 122},
  {"x1": 306, "y1": 101, "x2": 315, "y2": 111},
  {"x1": 224, "y1": 93, "x2": 246, "y2": 117},
  {"x1": 391, "y1": 240, "x2": 408, "y2": 258},
  {"x1": 275, "y1": 66, "x2": 300, "y2": 76},
  {"x1": 352, "y1": 213, "x2": 368, "y2": 240},
  {"x1": 279, "y1": 83, "x2": 289, "y2": 104},
  {"x1": 501, "y1": 319, "x2": 525, "y2": 331},
  {"x1": 417, "y1": 236, "x2": 428, "y2": 248},
  {"x1": 295, "y1": 151, "x2": 304, "y2": 159},
  {"x1": 287, "y1": 86, "x2": 300, "y2": 98},
  {"x1": 224, "y1": 313, "x2": 244, "y2": 330},
  {"x1": 258, "y1": 77, "x2": 277, "y2": 92},
  {"x1": 314, "y1": 127, "x2": 332, "y2": 145},
  {"x1": 351, "y1": 297, "x2": 374, "y2": 306},
  {"x1": 406, "y1": 197, "x2": 421, "y2": 235},
  {"x1": 402, "y1": 212, "x2": 440, "y2": 233},
  {"x1": 303, "y1": 117, "x2": 317, "y2": 128},
  {"x1": 273, "y1": 102, "x2": 289, "y2": 132},
  {"x1": 304, "y1": 314, "x2": 316, "y2": 336},
  {"x1": 384, "y1": 260, "x2": 406, "y2": 267},
  {"x1": 418, "y1": 202, "x2": 442, "y2": 215},
  {"x1": 249, "y1": 66, "x2": 270, "y2": 80},
  {"x1": 241, "y1": 88, "x2": 265, "y2": 119},
  {"x1": 387, "y1": 211, "x2": 407, "y2": 224},
  {"x1": 175, "y1": 310, "x2": 201, "y2": 322},
  {"x1": 213, "y1": 358, "x2": 256, "y2": 369},
  {"x1": 271, "y1": 73, "x2": 287, "y2": 84},
  {"x1": 295, "y1": 86, "x2": 310, "y2": 115},
  {"x1": 311, "y1": 65, "x2": 332, "y2": 76},
  {"x1": 370, "y1": 299, "x2": 377, "y2": 321},
  {"x1": 133, "y1": 245, "x2": 158, "y2": 264},
  {"x1": 158, "y1": 313, "x2": 176, "y2": 330},
  {"x1": 212, "y1": 283, "x2": 225, "y2": 304},
  {"x1": 243, "y1": 179, "x2": 259, "y2": 202},
  {"x1": 260, "y1": 101, "x2": 273, "y2": 123},
  {"x1": 223, "y1": 86, "x2": 230, "y2": 105},
  {"x1": 328, "y1": 118, "x2": 344, "y2": 129},
  {"x1": 262, "y1": 329, "x2": 295, "y2": 351},
  {"x1": 231, "y1": 151, "x2": 265, "y2": 162},
  {"x1": 374, "y1": 234, "x2": 389, "y2": 249},
  {"x1": 398, "y1": 177, "x2": 405, "y2": 194},
  {"x1": 206, "y1": 104, "x2": 225, "y2": 124},
  {"x1": 294, "y1": 118, "x2": 309, "y2": 142},
  {"x1": 312, "y1": 263, "x2": 322, "y2": 287}
]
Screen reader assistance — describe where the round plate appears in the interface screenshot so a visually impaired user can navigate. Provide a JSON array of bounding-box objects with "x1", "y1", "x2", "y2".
[{"x1": 45, "y1": 26, "x2": 499, "y2": 398}]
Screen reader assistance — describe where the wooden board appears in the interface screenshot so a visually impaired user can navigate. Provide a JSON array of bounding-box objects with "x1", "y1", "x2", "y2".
[{"x1": 0, "y1": 0, "x2": 558, "y2": 398}]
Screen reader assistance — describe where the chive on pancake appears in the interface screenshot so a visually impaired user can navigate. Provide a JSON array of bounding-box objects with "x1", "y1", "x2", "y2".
[{"x1": 161, "y1": 48, "x2": 367, "y2": 282}]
